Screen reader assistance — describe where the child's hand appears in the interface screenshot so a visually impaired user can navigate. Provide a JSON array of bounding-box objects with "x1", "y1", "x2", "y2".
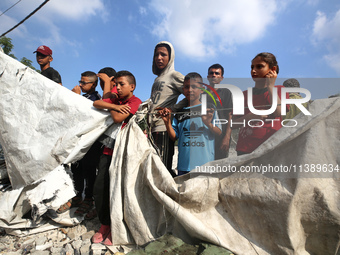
[
  {"x1": 202, "y1": 108, "x2": 215, "y2": 127},
  {"x1": 158, "y1": 108, "x2": 171, "y2": 124},
  {"x1": 97, "y1": 73, "x2": 113, "y2": 83},
  {"x1": 114, "y1": 104, "x2": 131, "y2": 114},
  {"x1": 265, "y1": 70, "x2": 277, "y2": 88},
  {"x1": 72, "y1": 85, "x2": 81, "y2": 95},
  {"x1": 111, "y1": 92, "x2": 118, "y2": 99}
]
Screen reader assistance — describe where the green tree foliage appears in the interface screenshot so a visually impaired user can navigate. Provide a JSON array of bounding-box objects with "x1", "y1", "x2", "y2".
[
  {"x1": 0, "y1": 36, "x2": 14, "y2": 55},
  {"x1": 0, "y1": 36, "x2": 40, "y2": 72},
  {"x1": 20, "y1": 57, "x2": 40, "y2": 72}
]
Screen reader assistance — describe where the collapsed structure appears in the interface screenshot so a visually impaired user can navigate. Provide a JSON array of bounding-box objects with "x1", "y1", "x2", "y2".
[{"x1": 0, "y1": 51, "x2": 339, "y2": 255}]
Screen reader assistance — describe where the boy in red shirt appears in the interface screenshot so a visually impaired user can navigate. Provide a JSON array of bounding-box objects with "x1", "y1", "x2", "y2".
[{"x1": 92, "y1": 70, "x2": 142, "y2": 245}]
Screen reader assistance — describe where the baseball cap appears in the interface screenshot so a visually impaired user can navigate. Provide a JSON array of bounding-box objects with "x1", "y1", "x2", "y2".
[{"x1": 33, "y1": 45, "x2": 52, "y2": 56}]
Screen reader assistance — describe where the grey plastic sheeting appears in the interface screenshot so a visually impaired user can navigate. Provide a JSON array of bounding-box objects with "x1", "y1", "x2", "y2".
[{"x1": 0, "y1": 52, "x2": 117, "y2": 233}]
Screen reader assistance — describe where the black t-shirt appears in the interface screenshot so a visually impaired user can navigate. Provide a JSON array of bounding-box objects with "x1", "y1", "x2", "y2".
[
  {"x1": 83, "y1": 91, "x2": 101, "y2": 102},
  {"x1": 41, "y1": 67, "x2": 62, "y2": 84}
]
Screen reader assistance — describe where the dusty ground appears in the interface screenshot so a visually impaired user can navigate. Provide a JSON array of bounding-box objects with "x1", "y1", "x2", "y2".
[
  {"x1": 0, "y1": 211, "x2": 233, "y2": 255},
  {"x1": 0, "y1": 134, "x2": 239, "y2": 255}
]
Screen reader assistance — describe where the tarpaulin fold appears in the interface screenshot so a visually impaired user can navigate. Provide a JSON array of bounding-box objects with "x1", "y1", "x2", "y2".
[{"x1": 0, "y1": 52, "x2": 115, "y2": 231}]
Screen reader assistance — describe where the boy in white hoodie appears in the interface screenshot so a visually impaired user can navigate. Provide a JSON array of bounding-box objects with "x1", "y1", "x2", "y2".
[{"x1": 149, "y1": 41, "x2": 185, "y2": 177}]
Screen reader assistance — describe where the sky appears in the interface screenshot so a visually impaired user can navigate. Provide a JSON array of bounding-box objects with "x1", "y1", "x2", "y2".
[{"x1": 0, "y1": 0, "x2": 340, "y2": 102}]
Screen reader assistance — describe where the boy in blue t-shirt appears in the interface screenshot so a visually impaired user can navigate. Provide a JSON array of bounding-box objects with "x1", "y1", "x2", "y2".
[{"x1": 159, "y1": 72, "x2": 222, "y2": 176}]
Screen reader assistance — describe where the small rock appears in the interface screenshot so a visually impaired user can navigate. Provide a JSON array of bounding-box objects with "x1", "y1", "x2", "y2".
[
  {"x1": 72, "y1": 239, "x2": 82, "y2": 250},
  {"x1": 92, "y1": 250, "x2": 102, "y2": 255},
  {"x1": 21, "y1": 243, "x2": 34, "y2": 254},
  {"x1": 48, "y1": 229, "x2": 65, "y2": 241},
  {"x1": 65, "y1": 243, "x2": 74, "y2": 255},
  {"x1": 66, "y1": 225, "x2": 87, "y2": 240},
  {"x1": 35, "y1": 236, "x2": 47, "y2": 246},
  {"x1": 50, "y1": 247, "x2": 64, "y2": 254},
  {"x1": 3, "y1": 251, "x2": 21, "y2": 255},
  {"x1": 36, "y1": 241, "x2": 53, "y2": 251},
  {"x1": 22, "y1": 237, "x2": 35, "y2": 245},
  {"x1": 30, "y1": 251, "x2": 50, "y2": 255},
  {"x1": 91, "y1": 243, "x2": 106, "y2": 250},
  {"x1": 80, "y1": 241, "x2": 91, "y2": 255},
  {"x1": 81, "y1": 230, "x2": 95, "y2": 241}
]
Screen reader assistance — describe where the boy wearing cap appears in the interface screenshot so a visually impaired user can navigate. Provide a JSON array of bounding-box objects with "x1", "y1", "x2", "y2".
[{"x1": 34, "y1": 45, "x2": 62, "y2": 85}]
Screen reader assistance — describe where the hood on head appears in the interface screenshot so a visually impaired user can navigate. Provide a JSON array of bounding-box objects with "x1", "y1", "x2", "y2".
[{"x1": 152, "y1": 41, "x2": 175, "y2": 76}]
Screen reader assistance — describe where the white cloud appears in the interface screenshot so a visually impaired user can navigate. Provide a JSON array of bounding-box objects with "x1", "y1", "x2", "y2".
[
  {"x1": 324, "y1": 53, "x2": 340, "y2": 74},
  {"x1": 139, "y1": 6, "x2": 147, "y2": 16},
  {"x1": 312, "y1": 9, "x2": 340, "y2": 74},
  {"x1": 148, "y1": 0, "x2": 279, "y2": 59},
  {"x1": 43, "y1": 0, "x2": 106, "y2": 20}
]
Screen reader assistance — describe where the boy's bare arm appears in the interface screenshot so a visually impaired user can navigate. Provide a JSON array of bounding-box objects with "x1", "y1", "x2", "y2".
[
  {"x1": 220, "y1": 112, "x2": 232, "y2": 151},
  {"x1": 97, "y1": 73, "x2": 117, "y2": 99},
  {"x1": 159, "y1": 108, "x2": 177, "y2": 141},
  {"x1": 110, "y1": 110, "x2": 131, "y2": 124},
  {"x1": 202, "y1": 108, "x2": 222, "y2": 136},
  {"x1": 93, "y1": 100, "x2": 131, "y2": 114}
]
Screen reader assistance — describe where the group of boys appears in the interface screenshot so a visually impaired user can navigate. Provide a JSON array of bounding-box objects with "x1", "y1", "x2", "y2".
[
  {"x1": 32, "y1": 44, "x2": 305, "y2": 247},
  {"x1": 33, "y1": 45, "x2": 142, "y2": 245}
]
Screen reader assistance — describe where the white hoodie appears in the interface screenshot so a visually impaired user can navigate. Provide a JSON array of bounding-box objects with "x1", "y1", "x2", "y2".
[{"x1": 149, "y1": 41, "x2": 184, "y2": 132}]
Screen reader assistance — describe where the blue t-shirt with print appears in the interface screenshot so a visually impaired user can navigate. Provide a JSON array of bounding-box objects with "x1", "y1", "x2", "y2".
[{"x1": 172, "y1": 104, "x2": 221, "y2": 172}]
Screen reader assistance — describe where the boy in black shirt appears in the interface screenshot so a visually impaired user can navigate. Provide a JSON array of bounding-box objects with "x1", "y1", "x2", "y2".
[{"x1": 33, "y1": 45, "x2": 62, "y2": 85}]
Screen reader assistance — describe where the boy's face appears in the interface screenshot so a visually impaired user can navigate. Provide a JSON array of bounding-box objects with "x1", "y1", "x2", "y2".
[
  {"x1": 183, "y1": 79, "x2": 202, "y2": 102},
  {"x1": 251, "y1": 56, "x2": 275, "y2": 80},
  {"x1": 36, "y1": 52, "x2": 52, "y2": 66},
  {"x1": 207, "y1": 68, "x2": 223, "y2": 85},
  {"x1": 154, "y1": 46, "x2": 169, "y2": 70},
  {"x1": 79, "y1": 76, "x2": 96, "y2": 93},
  {"x1": 115, "y1": 76, "x2": 134, "y2": 99}
]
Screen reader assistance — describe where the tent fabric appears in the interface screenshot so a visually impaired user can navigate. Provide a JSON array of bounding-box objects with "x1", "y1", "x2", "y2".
[
  {"x1": 0, "y1": 52, "x2": 115, "y2": 230},
  {"x1": 108, "y1": 97, "x2": 340, "y2": 255},
  {"x1": 0, "y1": 52, "x2": 114, "y2": 189},
  {"x1": 1, "y1": 51, "x2": 340, "y2": 254}
]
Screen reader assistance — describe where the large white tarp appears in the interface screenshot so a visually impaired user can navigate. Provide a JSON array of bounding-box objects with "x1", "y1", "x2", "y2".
[
  {"x1": 108, "y1": 97, "x2": 340, "y2": 255},
  {"x1": 1, "y1": 51, "x2": 340, "y2": 254},
  {"x1": 0, "y1": 52, "x2": 115, "y2": 230}
]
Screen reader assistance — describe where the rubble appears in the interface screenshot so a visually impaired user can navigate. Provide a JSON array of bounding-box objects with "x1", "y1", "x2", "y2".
[
  {"x1": 0, "y1": 215, "x2": 108, "y2": 255},
  {"x1": 0, "y1": 216, "x2": 234, "y2": 254}
]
